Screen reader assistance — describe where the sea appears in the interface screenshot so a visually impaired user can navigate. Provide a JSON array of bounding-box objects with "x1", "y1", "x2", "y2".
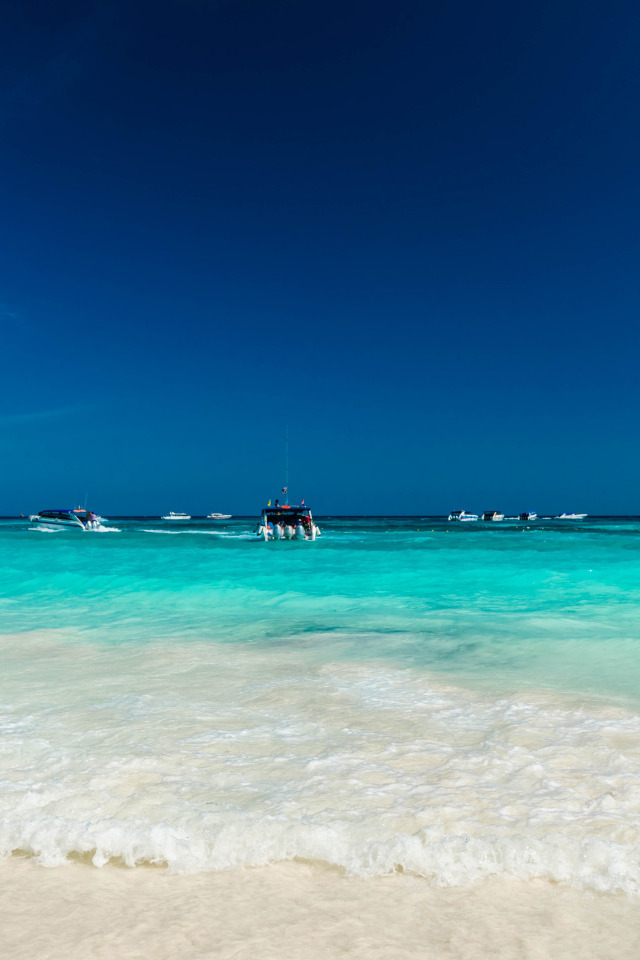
[{"x1": 1, "y1": 515, "x2": 640, "y2": 958}]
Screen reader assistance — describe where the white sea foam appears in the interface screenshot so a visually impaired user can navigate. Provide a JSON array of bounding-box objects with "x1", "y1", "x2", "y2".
[
  {"x1": 141, "y1": 528, "x2": 228, "y2": 535},
  {"x1": 1, "y1": 810, "x2": 640, "y2": 895},
  {"x1": 1, "y1": 632, "x2": 640, "y2": 894},
  {"x1": 140, "y1": 529, "x2": 253, "y2": 539},
  {"x1": 28, "y1": 525, "x2": 121, "y2": 533},
  {"x1": 140, "y1": 528, "x2": 185, "y2": 534}
]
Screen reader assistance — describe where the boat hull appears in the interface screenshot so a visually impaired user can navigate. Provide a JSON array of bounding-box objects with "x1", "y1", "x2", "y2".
[{"x1": 29, "y1": 515, "x2": 85, "y2": 530}]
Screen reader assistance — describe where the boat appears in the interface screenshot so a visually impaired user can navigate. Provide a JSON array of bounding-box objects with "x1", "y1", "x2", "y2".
[
  {"x1": 482, "y1": 511, "x2": 504, "y2": 521},
  {"x1": 207, "y1": 513, "x2": 231, "y2": 519},
  {"x1": 29, "y1": 509, "x2": 101, "y2": 530},
  {"x1": 518, "y1": 512, "x2": 537, "y2": 521},
  {"x1": 256, "y1": 503, "x2": 320, "y2": 541},
  {"x1": 161, "y1": 512, "x2": 191, "y2": 520},
  {"x1": 448, "y1": 510, "x2": 478, "y2": 522},
  {"x1": 556, "y1": 513, "x2": 587, "y2": 520}
]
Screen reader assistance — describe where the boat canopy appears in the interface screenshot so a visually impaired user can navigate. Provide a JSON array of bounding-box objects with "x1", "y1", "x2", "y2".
[
  {"x1": 39, "y1": 509, "x2": 91, "y2": 519},
  {"x1": 262, "y1": 505, "x2": 312, "y2": 524}
]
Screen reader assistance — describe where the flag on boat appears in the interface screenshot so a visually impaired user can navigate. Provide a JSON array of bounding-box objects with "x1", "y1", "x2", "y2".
[
  {"x1": 301, "y1": 499, "x2": 305, "y2": 506},
  {"x1": 268, "y1": 499, "x2": 271, "y2": 506},
  {"x1": 282, "y1": 487, "x2": 287, "y2": 494}
]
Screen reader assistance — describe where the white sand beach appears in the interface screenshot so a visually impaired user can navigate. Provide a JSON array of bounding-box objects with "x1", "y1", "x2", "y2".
[{"x1": 2, "y1": 859, "x2": 640, "y2": 960}]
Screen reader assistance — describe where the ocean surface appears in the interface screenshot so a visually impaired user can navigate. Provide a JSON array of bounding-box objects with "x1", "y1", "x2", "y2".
[{"x1": 1, "y1": 514, "x2": 640, "y2": 955}]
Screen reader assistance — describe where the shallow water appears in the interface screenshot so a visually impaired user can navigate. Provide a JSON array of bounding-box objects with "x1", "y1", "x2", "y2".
[{"x1": 1, "y1": 516, "x2": 640, "y2": 953}]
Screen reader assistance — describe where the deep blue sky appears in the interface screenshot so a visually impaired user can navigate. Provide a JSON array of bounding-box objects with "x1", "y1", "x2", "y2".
[{"x1": 1, "y1": 0, "x2": 639, "y2": 515}]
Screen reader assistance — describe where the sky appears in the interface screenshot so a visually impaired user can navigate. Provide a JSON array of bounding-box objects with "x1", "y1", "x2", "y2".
[{"x1": 1, "y1": 0, "x2": 639, "y2": 515}]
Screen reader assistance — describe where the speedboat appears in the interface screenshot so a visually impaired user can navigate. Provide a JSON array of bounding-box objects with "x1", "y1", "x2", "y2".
[
  {"x1": 161, "y1": 512, "x2": 191, "y2": 520},
  {"x1": 256, "y1": 503, "x2": 320, "y2": 541},
  {"x1": 482, "y1": 511, "x2": 504, "y2": 521},
  {"x1": 207, "y1": 513, "x2": 231, "y2": 519},
  {"x1": 448, "y1": 510, "x2": 478, "y2": 522},
  {"x1": 29, "y1": 509, "x2": 100, "y2": 530},
  {"x1": 518, "y1": 512, "x2": 537, "y2": 521},
  {"x1": 556, "y1": 513, "x2": 587, "y2": 520}
]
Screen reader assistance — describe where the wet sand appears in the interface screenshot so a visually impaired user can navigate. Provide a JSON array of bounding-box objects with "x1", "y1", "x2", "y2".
[{"x1": 2, "y1": 858, "x2": 640, "y2": 960}]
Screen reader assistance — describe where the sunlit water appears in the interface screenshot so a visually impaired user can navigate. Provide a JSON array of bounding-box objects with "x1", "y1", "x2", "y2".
[{"x1": 1, "y1": 516, "x2": 640, "y2": 904}]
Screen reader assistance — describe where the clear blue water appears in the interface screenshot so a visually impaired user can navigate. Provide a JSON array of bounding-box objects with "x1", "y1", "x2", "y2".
[
  {"x1": 2, "y1": 515, "x2": 640, "y2": 702},
  {"x1": 1, "y1": 516, "x2": 640, "y2": 888}
]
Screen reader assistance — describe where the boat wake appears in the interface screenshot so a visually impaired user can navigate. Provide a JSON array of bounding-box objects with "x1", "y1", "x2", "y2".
[{"x1": 140, "y1": 529, "x2": 248, "y2": 538}]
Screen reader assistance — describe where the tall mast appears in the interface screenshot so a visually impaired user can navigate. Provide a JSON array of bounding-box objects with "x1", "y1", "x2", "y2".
[{"x1": 285, "y1": 425, "x2": 289, "y2": 505}]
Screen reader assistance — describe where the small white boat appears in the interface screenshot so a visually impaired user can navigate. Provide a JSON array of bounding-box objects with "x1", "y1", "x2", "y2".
[
  {"x1": 448, "y1": 510, "x2": 478, "y2": 522},
  {"x1": 556, "y1": 513, "x2": 587, "y2": 520},
  {"x1": 161, "y1": 512, "x2": 191, "y2": 520},
  {"x1": 256, "y1": 504, "x2": 320, "y2": 541},
  {"x1": 519, "y1": 512, "x2": 537, "y2": 521},
  {"x1": 482, "y1": 511, "x2": 504, "y2": 521},
  {"x1": 29, "y1": 509, "x2": 101, "y2": 530},
  {"x1": 207, "y1": 513, "x2": 231, "y2": 519}
]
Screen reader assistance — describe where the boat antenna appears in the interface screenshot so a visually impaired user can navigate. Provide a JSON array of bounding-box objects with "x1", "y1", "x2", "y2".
[{"x1": 285, "y1": 425, "x2": 289, "y2": 506}]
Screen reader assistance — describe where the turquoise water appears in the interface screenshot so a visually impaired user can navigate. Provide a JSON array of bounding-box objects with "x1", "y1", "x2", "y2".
[
  {"x1": 1, "y1": 515, "x2": 640, "y2": 889},
  {"x1": 2, "y1": 516, "x2": 640, "y2": 701}
]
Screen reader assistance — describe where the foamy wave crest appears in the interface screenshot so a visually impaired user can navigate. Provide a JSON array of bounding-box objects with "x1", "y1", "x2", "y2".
[
  {"x1": 2, "y1": 818, "x2": 640, "y2": 894},
  {"x1": 2, "y1": 638, "x2": 640, "y2": 895}
]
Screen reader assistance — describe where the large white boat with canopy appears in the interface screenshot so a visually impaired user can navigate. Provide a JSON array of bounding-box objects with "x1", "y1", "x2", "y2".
[
  {"x1": 256, "y1": 500, "x2": 320, "y2": 541},
  {"x1": 258, "y1": 431, "x2": 320, "y2": 540}
]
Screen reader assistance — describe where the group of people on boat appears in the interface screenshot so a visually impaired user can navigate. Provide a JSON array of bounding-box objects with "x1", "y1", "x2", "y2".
[
  {"x1": 74, "y1": 506, "x2": 100, "y2": 530},
  {"x1": 256, "y1": 502, "x2": 320, "y2": 541}
]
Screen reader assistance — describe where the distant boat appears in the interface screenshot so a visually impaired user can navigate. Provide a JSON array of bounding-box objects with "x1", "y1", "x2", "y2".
[
  {"x1": 161, "y1": 512, "x2": 191, "y2": 520},
  {"x1": 519, "y1": 512, "x2": 537, "y2": 521},
  {"x1": 482, "y1": 511, "x2": 504, "y2": 521},
  {"x1": 207, "y1": 513, "x2": 231, "y2": 519},
  {"x1": 556, "y1": 513, "x2": 587, "y2": 520},
  {"x1": 448, "y1": 510, "x2": 478, "y2": 522}
]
